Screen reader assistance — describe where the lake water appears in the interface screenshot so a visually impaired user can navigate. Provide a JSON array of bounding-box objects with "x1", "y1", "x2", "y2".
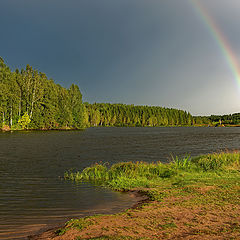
[{"x1": 1, "y1": 127, "x2": 240, "y2": 239}]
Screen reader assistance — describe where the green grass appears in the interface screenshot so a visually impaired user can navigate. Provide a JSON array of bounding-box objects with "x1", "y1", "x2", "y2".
[
  {"x1": 65, "y1": 151, "x2": 240, "y2": 194},
  {"x1": 192, "y1": 151, "x2": 240, "y2": 171},
  {"x1": 56, "y1": 218, "x2": 93, "y2": 236}
]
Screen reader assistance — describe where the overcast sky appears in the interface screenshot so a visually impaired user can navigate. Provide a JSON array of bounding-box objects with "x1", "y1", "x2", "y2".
[{"x1": 1, "y1": 0, "x2": 240, "y2": 115}]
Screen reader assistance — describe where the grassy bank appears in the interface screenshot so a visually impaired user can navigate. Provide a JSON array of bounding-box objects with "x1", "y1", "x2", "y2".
[{"x1": 43, "y1": 152, "x2": 240, "y2": 239}]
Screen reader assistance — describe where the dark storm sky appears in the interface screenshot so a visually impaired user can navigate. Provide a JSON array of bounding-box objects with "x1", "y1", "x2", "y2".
[{"x1": 1, "y1": 0, "x2": 240, "y2": 115}]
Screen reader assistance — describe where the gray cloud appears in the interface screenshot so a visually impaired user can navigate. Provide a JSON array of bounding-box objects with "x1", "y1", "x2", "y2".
[{"x1": 1, "y1": 0, "x2": 240, "y2": 115}]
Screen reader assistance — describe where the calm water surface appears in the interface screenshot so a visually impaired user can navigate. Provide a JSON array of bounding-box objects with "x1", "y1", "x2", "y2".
[{"x1": 1, "y1": 127, "x2": 240, "y2": 239}]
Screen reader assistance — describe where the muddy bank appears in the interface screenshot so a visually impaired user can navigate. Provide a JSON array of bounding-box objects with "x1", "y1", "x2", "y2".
[
  {"x1": 28, "y1": 191, "x2": 149, "y2": 240},
  {"x1": 28, "y1": 191, "x2": 240, "y2": 240}
]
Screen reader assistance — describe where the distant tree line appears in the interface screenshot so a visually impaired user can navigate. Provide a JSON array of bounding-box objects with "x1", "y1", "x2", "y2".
[
  {"x1": 209, "y1": 113, "x2": 240, "y2": 125},
  {"x1": 193, "y1": 116, "x2": 212, "y2": 126},
  {"x1": 0, "y1": 57, "x2": 84, "y2": 130},
  {"x1": 83, "y1": 103, "x2": 194, "y2": 127},
  {"x1": 4, "y1": 57, "x2": 238, "y2": 130},
  {"x1": 193, "y1": 113, "x2": 240, "y2": 126}
]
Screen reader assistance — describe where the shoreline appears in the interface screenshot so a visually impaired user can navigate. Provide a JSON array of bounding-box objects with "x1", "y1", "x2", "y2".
[
  {"x1": 11, "y1": 152, "x2": 240, "y2": 239},
  {"x1": 33, "y1": 152, "x2": 240, "y2": 239},
  {"x1": 0, "y1": 128, "x2": 85, "y2": 132},
  {"x1": 28, "y1": 190, "x2": 149, "y2": 240},
  {"x1": 3, "y1": 123, "x2": 239, "y2": 132},
  {"x1": 2, "y1": 125, "x2": 240, "y2": 134}
]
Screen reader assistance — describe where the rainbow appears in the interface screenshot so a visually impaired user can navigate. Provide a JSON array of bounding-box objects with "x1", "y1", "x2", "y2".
[{"x1": 189, "y1": 0, "x2": 240, "y2": 86}]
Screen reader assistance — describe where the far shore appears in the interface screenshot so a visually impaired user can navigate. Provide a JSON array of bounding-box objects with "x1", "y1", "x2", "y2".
[{"x1": 2, "y1": 124, "x2": 240, "y2": 133}]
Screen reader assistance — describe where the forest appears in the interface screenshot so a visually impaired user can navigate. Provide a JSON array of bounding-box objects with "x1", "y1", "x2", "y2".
[
  {"x1": 1, "y1": 57, "x2": 233, "y2": 130},
  {"x1": 83, "y1": 103, "x2": 195, "y2": 127},
  {"x1": 0, "y1": 57, "x2": 84, "y2": 130},
  {"x1": 209, "y1": 113, "x2": 240, "y2": 126}
]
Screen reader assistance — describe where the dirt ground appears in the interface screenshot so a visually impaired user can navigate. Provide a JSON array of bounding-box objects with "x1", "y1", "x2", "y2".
[{"x1": 30, "y1": 190, "x2": 240, "y2": 240}]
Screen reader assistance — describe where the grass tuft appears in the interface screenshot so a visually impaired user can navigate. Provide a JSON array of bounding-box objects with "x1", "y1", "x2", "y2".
[
  {"x1": 192, "y1": 151, "x2": 240, "y2": 171},
  {"x1": 56, "y1": 218, "x2": 93, "y2": 236}
]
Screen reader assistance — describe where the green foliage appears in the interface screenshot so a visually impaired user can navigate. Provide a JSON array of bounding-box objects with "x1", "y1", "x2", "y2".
[
  {"x1": 193, "y1": 116, "x2": 211, "y2": 125},
  {"x1": 196, "y1": 112, "x2": 240, "y2": 126},
  {"x1": 84, "y1": 103, "x2": 194, "y2": 127},
  {"x1": 0, "y1": 57, "x2": 84, "y2": 130},
  {"x1": 209, "y1": 113, "x2": 240, "y2": 125},
  {"x1": 18, "y1": 112, "x2": 30, "y2": 129}
]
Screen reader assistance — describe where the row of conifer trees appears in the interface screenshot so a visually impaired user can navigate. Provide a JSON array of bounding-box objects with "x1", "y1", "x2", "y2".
[{"x1": 83, "y1": 103, "x2": 195, "y2": 127}]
